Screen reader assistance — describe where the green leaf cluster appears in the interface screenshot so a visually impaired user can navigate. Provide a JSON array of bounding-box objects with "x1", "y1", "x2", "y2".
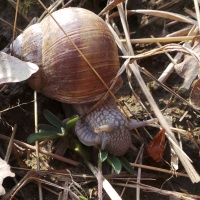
[
  {"x1": 27, "y1": 109, "x2": 78, "y2": 144},
  {"x1": 99, "y1": 150, "x2": 134, "y2": 174}
]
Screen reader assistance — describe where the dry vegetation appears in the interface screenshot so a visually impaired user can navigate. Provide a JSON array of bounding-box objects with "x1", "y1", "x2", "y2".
[{"x1": 1, "y1": 0, "x2": 200, "y2": 199}]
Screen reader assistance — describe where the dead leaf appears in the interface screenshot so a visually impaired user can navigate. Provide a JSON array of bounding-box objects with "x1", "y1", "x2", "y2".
[
  {"x1": 174, "y1": 40, "x2": 200, "y2": 89},
  {"x1": 147, "y1": 128, "x2": 166, "y2": 162},
  {"x1": 0, "y1": 52, "x2": 38, "y2": 84},
  {"x1": 189, "y1": 79, "x2": 200, "y2": 110},
  {"x1": 0, "y1": 158, "x2": 15, "y2": 196}
]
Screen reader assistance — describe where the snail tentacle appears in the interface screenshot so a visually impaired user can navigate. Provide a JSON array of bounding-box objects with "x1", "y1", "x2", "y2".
[
  {"x1": 94, "y1": 124, "x2": 115, "y2": 133},
  {"x1": 128, "y1": 118, "x2": 158, "y2": 130}
]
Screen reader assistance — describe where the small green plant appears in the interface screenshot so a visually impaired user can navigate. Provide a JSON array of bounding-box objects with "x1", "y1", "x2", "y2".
[
  {"x1": 99, "y1": 150, "x2": 134, "y2": 174},
  {"x1": 27, "y1": 109, "x2": 78, "y2": 144}
]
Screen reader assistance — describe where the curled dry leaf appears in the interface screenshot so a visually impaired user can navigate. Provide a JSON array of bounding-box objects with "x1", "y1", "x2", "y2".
[
  {"x1": 189, "y1": 79, "x2": 200, "y2": 110},
  {"x1": 147, "y1": 128, "x2": 166, "y2": 162},
  {"x1": 0, "y1": 158, "x2": 15, "y2": 196},
  {"x1": 0, "y1": 51, "x2": 38, "y2": 84},
  {"x1": 174, "y1": 40, "x2": 200, "y2": 90}
]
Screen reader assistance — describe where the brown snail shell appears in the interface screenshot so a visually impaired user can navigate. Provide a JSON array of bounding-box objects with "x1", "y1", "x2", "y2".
[{"x1": 12, "y1": 7, "x2": 122, "y2": 104}]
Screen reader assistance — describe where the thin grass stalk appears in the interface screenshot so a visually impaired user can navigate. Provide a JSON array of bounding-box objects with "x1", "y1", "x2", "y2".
[
  {"x1": 11, "y1": 0, "x2": 20, "y2": 53},
  {"x1": 120, "y1": 36, "x2": 195, "y2": 44},
  {"x1": 136, "y1": 146, "x2": 143, "y2": 200},
  {"x1": 34, "y1": 91, "x2": 43, "y2": 200},
  {"x1": 4, "y1": 124, "x2": 17, "y2": 162},
  {"x1": 127, "y1": 10, "x2": 197, "y2": 25},
  {"x1": 38, "y1": 0, "x2": 64, "y2": 22},
  {"x1": 117, "y1": 4, "x2": 134, "y2": 55},
  {"x1": 113, "y1": 182, "x2": 200, "y2": 200}
]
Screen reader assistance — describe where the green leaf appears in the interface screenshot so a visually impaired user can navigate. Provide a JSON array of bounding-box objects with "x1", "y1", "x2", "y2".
[
  {"x1": 43, "y1": 109, "x2": 64, "y2": 129},
  {"x1": 38, "y1": 124, "x2": 60, "y2": 134},
  {"x1": 79, "y1": 196, "x2": 88, "y2": 200},
  {"x1": 118, "y1": 157, "x2": 134, "y2": 174},
  {"x1": 99, "y1": 150, "x2": 108, "y2": 162},
  {"x1": 107, "y1": 154, "x2": 122, "y2": 174},
  {"x1": 27, "y1": 131, "x2": 60, "y2": 144},
  {"x1": 65, "y1": 115, "x2": 79, "y2": 133}
]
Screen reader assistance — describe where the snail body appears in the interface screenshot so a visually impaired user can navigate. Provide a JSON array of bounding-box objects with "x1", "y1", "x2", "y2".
[
  {"x1": 11, "y1": 7, "x2": 132, "y2": 156},
  {"x1": 73, "y1": 99, "x2": 132, "y2": 156}
]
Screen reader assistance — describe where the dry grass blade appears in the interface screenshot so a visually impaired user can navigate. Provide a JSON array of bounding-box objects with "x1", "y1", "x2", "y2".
[
  {"x1": 128, "y1": 9, "x2": 197, "y2": 25},
  {"x1": 141, "y1": 67, "x2": 200, "y2": 113},
  {"x1": 120, "y1": 36, "x2": 196, "y2": 44},
  {"x1": 121, "y1": 43, "x2": 200, "y2": 63},
  {"x1": 107, "y1": 22, "x2": 128, "y2": 56},
  {"x1": 4, "y1": 125, "x2": 17, "y2": 162},
  {"x1": 11, "y1": 0, "x2": 20, "y2": 52},
  {"x1": 2, "y1": 171, "x2": 65, "y2": 199},
  {"x1": 150, "y1": 35, "x2": 179, "y2": 85},
  {"x1": 38, "y1": 0, "x2": 65, "y2": 22},
  {"x1": 113, "y1": 182, "x2": 200, "y2": 200},
  {"x1": 117, "y1": 4, "x2": 134, "y2": 55},
  {"x1": 34, "y1": 91, "x2": 43, "y2": 200},
  {"x1": 136, "y1": 146, "x2": 144, "y2": 200},
  {"x1": 131, "y1": 163, "x2": 188, "y2": 178},
  {"x1": 166, "y1": 26, "x2": 193, "y2": 37},
  {"x1": 98, "y1": 0, "x2": 125, "y2": 16}
]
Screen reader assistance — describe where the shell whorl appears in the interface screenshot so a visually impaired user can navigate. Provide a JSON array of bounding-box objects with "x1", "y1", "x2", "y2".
[{"x1": 11, "y1": 8, "x2": 122, "y2": 104}]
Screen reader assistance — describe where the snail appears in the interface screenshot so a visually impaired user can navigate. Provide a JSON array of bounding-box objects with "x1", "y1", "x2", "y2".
[{"x1": 10, "y1": 7, "x2": 154, "y2": 156}]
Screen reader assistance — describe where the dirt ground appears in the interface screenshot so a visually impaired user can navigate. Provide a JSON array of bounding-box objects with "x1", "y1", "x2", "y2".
[{"x1": 1, "y1": 0, "x2": 200, "y2": 199}]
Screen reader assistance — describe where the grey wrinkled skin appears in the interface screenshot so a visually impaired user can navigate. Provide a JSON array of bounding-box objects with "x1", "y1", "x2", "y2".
[{"x1": 72, "y1": 98, "x2": 132, "y2": 156}]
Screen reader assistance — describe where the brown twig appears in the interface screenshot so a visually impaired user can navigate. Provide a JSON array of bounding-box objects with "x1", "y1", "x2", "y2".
[{"x1": 0, "y1": 134, "x2": 79, "y2": 166}]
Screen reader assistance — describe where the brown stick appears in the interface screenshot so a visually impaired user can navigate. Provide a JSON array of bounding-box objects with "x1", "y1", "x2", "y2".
[{"x1": 0, "y1": 134, "x2": 79, "y2": 166}]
